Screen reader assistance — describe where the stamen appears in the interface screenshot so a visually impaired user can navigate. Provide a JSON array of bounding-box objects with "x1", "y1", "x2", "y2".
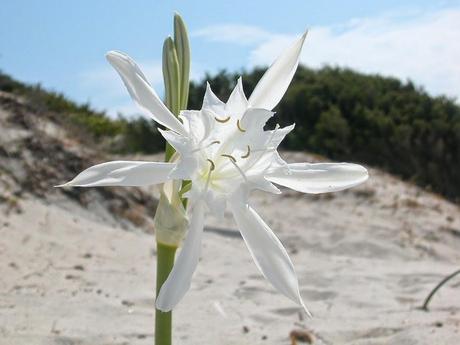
[
  {"x1": 221, "y1": 154, "x2": 248, "y2": 182},
  {"x1": 191, "y1": 140, "x2": 221, "y2": 153},
  {"x1": 228, "y1": 158, "x2": 248, "y2": 183},
  {"x1": 221, "y1": 154, "x2": 236, "y2": 163},
  {"x1": 204, "y1": 165, "x2": 213, "y2": 192},
  {"x1": 236, "y1": 119, "x2": 246, "y2": 132},
  {"x1": 215, "y1": 115, "x2": 230, "y2": 123},
  {"x1": 207, "y1": 159, "x2": 215, "y2": 171},
  {"x1": 241, "y1": 145, "x2": 251, "y2": 159}
]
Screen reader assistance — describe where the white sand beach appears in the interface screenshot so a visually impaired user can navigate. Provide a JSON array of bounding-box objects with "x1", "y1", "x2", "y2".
[{"x1": 1, "y1": 92, "x2": 459, "y2": 344}]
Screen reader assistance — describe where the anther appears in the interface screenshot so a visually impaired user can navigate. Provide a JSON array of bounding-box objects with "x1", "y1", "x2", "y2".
[
  {"x1": 207, "y1": 159, "x2": 215, "y2": 171},
  {"x1": 209, "y1": 140, "x2": 221, "y2": 146},
  {"x1": 236, "y1": 119, "x2": 246, "y2": 132},
  {"x1": 221, "y1": 154, "x2": 236, "y2": 163},
  {"x1": 241, "y1": 145, "x2": 251, "y2": 159},
  {"x1": 215, "y1": 115, "x2": 230, "y2": 123}
]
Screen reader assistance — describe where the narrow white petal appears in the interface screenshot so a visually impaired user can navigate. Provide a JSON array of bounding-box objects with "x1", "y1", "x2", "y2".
[
  {"x1": 156, "y1": 201, "x2": 206, "y2": 311},
  {"x1": 57, "y1": 161, "x2": 175, "y2": 187},
  {"x1": 248, "y1": 32, "x2": 307, "y2": 110},
  {"x1": 229, "y1": 195, "x2": 310, "y2": 315},
  {"x1": 106, "y1": 51, "x2": 186, "y2": 136},
  {"x1": 267, "y1": 162, "x2": 368, "y2": 194}
]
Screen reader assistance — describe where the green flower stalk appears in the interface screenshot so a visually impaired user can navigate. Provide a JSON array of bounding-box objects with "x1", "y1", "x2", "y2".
[{"x1": 155, "y1": 13, "x2": 191, "y2": 345}]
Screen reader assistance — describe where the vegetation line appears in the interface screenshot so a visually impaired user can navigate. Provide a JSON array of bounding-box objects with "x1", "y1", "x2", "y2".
[{"x1": 2, "y1": 65, "x2": 459, "y2": 201}]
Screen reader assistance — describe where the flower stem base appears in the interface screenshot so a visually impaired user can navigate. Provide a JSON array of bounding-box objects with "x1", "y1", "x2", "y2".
[{"x1": 155, "y1": 242, "x2": 177, "y2": 345}]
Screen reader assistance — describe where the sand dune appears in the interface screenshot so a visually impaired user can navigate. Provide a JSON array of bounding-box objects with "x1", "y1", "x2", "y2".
[{"x1": 1, "y1": 92, "x2": 459, "y2": 344}]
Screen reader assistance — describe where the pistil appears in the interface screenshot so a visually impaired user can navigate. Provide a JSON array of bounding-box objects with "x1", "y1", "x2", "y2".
[{"x1": 222, "y1": 154, "x2": 248, "y2": 182}]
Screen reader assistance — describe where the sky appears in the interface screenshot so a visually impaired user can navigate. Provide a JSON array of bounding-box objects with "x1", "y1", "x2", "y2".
[{"x1": 1, "y1": 0, "x2": 459, "y2": 117}]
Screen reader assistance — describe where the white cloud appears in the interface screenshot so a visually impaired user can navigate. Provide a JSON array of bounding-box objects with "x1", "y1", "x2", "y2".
[
  {"x1": 193, "y1": 24, "x2": 271, "y2": 45},
  {"x1": 248, "y1": 8, "x2": 460, "y2": 100},
  {"x1": 196, "y1": 7, "x2": 460, "y2": 101},
  {"x1": 79, "y1": 59, "x2": 163, "y2": 117},
  {"x1": 80, "y1": 7, "x2": 460, "y2": 117}
]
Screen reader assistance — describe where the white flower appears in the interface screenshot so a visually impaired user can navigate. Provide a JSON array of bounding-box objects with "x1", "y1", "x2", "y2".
[{"x1": 59, "y1": 32, "x2": 368, "y2": 314}]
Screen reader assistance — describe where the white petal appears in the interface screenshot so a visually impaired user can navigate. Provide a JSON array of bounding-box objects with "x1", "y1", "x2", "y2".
[
  {"x1": 240, "y1": 108, "x2": 274, "y2": 134},
  {"x1": 229, "y1": 194, "x2": 310, "y2": 315},
  {"x1": 156, "y1": 201, "x2": 206, "y2": 311},
  {"x1": 158, "y1": 128, "x2": 190, "y2": 153},
  {"x1": 267, "y1": 162, "x2": 368, "y2": 194},
  {"x1": 158, "y1": 129, "x2": 198, "y2": 180},
  {"x1": 225, "y1": 77, "x2": 248, "y2": 116},
  {"x1": 202, "y1": 82, "x2": 225, "y2": 113},
  {"x1": 247, "y1": 176, "x2": 281, "y2": 194},
  {"x1": 106, "y1": 51, "x2": 186, "y2": 136},
  {"x1": 248, "y1": 32, "x2": 307, "y2": 110},
  {"x1": 179, "y1": 109, "x2": 214, "y2": 143},
  {"x1": 57, "y1": 161, "x2": 175, "y2": 187},
  {"x1": 266, "y1": 124, "x2": 295, "y2": 148},
  {"x1": 240, "y1": 124, "x2": 294, "y2": 176}
]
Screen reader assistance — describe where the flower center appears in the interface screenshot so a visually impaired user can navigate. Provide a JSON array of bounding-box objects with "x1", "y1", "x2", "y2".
[{"x1": 193, "y1": 113, "x2": 260, "y2": 194}]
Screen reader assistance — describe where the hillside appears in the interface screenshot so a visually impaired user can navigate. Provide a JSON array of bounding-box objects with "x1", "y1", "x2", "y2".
[
  {"x1": 0, "y1": 90, "x2": 159, "y2": 231},
  {"x1": 1, "y1": 86, "x2": 459, "y2": 344}
]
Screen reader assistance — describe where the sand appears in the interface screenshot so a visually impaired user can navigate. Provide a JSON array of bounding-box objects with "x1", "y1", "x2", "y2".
[
  {"x1": 1, "y1": 92, "x2": 459, "y2": 344},
  {"x1": 1, "y1": 153, "x2": 459, "y2": 345}
]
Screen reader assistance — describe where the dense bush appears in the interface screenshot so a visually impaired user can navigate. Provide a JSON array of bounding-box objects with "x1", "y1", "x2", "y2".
[{"x1": 188, "y1": 67, "x2": 460, "y2": 201}]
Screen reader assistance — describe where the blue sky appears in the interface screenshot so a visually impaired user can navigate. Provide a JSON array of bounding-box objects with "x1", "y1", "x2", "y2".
[{"x1": 1, "y1": 0, "x2": 459, "y2": 116}]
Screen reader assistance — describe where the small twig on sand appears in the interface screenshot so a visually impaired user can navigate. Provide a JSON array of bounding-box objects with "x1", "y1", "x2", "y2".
[{"x1": 421, "y1": 268, "x2": 460, "y2": 311}]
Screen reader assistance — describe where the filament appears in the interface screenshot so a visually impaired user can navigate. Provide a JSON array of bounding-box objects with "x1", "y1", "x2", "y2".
[
  {"x1": 204, "y1": 159, "x2": 215, "y2": 192},
  {"x1": 228, "y1": 158, "x2": 248, "y2": 182},
  {"x1": 221, "y1": 154, "x2": 248, "y2": 182}
]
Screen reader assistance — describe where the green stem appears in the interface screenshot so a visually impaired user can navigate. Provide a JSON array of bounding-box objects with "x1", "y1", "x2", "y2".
[
  {"x1": 155, "y1": 242, "x2": 177, "y2": 345},
  {"x1": 165, "y1": 143, "x2": 175, "y2": 162}
]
